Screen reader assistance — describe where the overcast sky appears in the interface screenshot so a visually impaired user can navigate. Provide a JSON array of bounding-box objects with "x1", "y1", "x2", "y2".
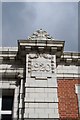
[{"x1": 1, "y1": 2, "x2": 79, "y2": 51}]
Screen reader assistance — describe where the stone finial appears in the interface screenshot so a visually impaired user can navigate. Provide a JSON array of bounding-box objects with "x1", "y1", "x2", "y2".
[{"x1": 27, "y1": 29, "x2": 54, "y2": 40}]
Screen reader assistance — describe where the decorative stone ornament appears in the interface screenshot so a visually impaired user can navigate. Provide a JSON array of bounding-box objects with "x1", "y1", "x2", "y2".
[
  {"x1": 28, "y1": 53, "x2": 55, "y2": 79},
  {"x1": 0, "y1": 29, "x2": 80, "y2": 120}
]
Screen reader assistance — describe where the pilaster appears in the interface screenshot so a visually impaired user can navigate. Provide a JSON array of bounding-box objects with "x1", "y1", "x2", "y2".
[
  {"x1": 12, "y1": 85, "x2": 19, "y2": 119},
  {"x1": 24, "y1": 53, "x2": 59, "y2": 119},
  {"x1": 19, "y1": 76, "x2": 24, "y2": 120},
  {"x1": 0, "y1": 89, "x2": 2, "y2": 120}
]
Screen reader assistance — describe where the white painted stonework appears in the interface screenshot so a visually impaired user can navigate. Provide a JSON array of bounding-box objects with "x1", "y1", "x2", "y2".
[
  {"x1": 24, "y1": 53, "x2": 59, "y2": 119},
  {"x1": 0, "y1": 29, "x2": 80, "y2": 120},
  {"x1": 75, "y1": 84, "x2": 80, "y2": 113}
]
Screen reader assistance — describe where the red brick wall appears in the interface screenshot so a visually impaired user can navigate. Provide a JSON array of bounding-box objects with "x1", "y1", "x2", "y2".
[{"x1": 57, "y1": 79, "x2": 80, "y2": 119}]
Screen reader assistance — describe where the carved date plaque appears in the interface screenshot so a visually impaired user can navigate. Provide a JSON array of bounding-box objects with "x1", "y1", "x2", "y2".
[
  {"x1": 30, "y1": 54, "x2": 52, "y2": 79},
  {"x1": 32, "y1": 62, "x2": 50, "y2": 72}
]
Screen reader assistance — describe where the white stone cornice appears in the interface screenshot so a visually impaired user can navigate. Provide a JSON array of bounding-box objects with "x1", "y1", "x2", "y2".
[
  {"x1": 0, "y1": 47, "x2": 18, "y2": 61},
  {"x1": 0, "y1": 47, "x2": 18, "y2": 51},
  {"x1": 61, "y1": 52, "x2": 80, "y2": 59},
  {"x1": 58, "y1": 52, "x2": 80, "y2": 65},
  {"x1": 0, "y1": 68, "x2": 24, "y2": 79}
]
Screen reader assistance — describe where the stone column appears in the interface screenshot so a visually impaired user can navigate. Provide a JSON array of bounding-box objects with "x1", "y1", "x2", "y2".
[
  {"x1": 19, "y1": 76, "x2": 24, "y2": 120},
  {"x1": 0, "y1": 89, "x2": 2, "y2": 120},
  {"x1": 12, "y1": 85, "x2": 19, "y2": 119}
]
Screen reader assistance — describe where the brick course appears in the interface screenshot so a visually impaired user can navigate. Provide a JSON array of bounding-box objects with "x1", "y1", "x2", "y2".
[{"x1": 57, "y1": 79, "x2": 80, "y2": 119}]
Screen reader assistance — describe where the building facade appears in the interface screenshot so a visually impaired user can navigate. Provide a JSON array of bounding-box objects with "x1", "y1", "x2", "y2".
[{"x1": 0, "y1": 29, "x2": 80, "y2": 120}]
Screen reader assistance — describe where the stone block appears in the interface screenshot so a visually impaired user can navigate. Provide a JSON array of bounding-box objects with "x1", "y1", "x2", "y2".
[
  {"x1": 35, "y1": 108, "x2": 45, "y2": 113},
  {"x1": 35, "y1": 80, "x2": 48, "y2": 87},
  {"x1": 38, "y1": 113, "x2": 48, "y2": 118},
  {"x1": 25, "y1": 88, "x2": 35, "y2": 93},
  {"x1": 35, "y1": 95, "x2": 45, "y2": 102},
  {"x1": 34, "y1": 88, "x2": 45, "y2": 93},
  {"x1": 2, "y1": 83, "x2": 9, "y2": 88},
  {"x1": 25, "y1": 92, "x2": 29, "y2": 98},
  {"x1": 48, "y1": 79, "x2": 57, "y2": 87},
  {"x1": 25, "y1": 108, "x2": 35, "y2": 114},
  {"x1": 48, "y1": 103, "x2": 58, "y2": 108},
  {"x1": 25, "y1": 103, "x2": 29, "y2": 108},
  {"x1": 48, "y1": 93, "x2": 58, "y2": 99},
  {"x1": 45, "y1": 108, "x2": 54, "y2": 114},
  {"x1": 49, "y1": 113, "x2": 59, "y2": 118},
  {"x1": 29, "y1": 103, "x2": 38, "y2": 108},
  {"x1": 24, "y1": 113, "x2": 29, "y2": 118},
  {"x1": 25, "y1": 82, "x2": 30, "y2": 87},
  {"x1": 54, "y1": 108, "x2": 59, "y2": 114},
  {"x1": 53, "y1": 97, "x2": 58, "y2": 102},
  {"x1": 45, "y1": 88, "x2": 57, "y2": 93},
  {"x1": 29, "y1": 113, "x2": 38, "y2": 118},
  {"x1": 44, "y1": 97, "x2": 53, "y2": 102},
  {"x1": 38, "y1": 103, "x2": 48, "y2": 108},
  {"x1": 25, "y1": 97, "x2": 34, "y2": 102},
  {"x1": 34, "y1": 93, "x2": 47, "y2": 102}
]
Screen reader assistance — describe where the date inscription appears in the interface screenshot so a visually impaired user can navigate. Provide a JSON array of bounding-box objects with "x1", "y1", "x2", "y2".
[{"x1": 32, "y1": 62, "x2": 51, "y2": 72}]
